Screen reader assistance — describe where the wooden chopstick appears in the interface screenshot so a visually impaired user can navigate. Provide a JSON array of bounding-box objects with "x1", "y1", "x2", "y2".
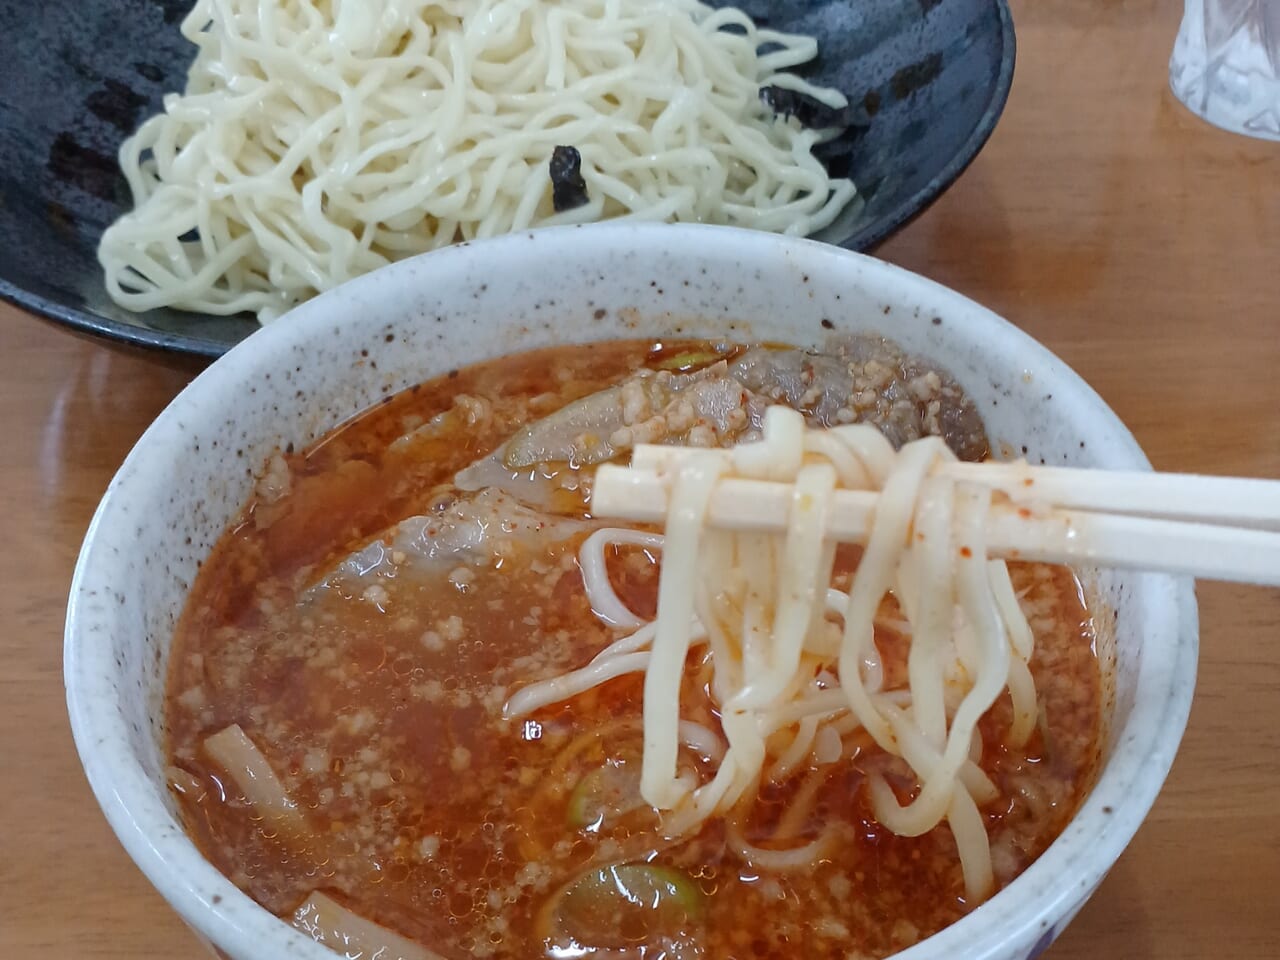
[
  {"x1": 593, "y1": 449, "x2": 1280, "y2": 587},
  {"x1": 944, "y1": 461, "x2": 1280, "y2": 530},
  {"x1": 630, "y1": 446, "x2": 1280, "y2": 529}
]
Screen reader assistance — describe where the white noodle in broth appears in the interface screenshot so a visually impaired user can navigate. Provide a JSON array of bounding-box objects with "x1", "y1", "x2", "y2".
[{"x1": 505, "y1": 406, "x2": 1042, "y2": 904}]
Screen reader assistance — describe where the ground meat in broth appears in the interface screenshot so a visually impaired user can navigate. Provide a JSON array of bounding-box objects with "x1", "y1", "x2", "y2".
[
  {"x1": 165, "y1": 339, "x2": 1100, "y2": 960},
  {"x1": 469, "y1": 338, "x2": 988, "y2": 477}
]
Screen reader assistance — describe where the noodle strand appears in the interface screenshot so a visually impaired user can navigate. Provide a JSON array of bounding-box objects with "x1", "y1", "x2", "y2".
[
  {"x1": 507, "y1": 407, "x2": 1045, "y2": 905},
  {"x1": 99, "y1": 0, "x2": 856, "y2": 322}
]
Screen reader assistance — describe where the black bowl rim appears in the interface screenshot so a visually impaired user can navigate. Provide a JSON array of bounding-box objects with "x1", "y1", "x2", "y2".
[
  {"x1": 842, "y1": 0, "x2": 1016, "y2": 251},
  {"x1": 1, "y1": 0, "x2": 1015, "y2": 359}
]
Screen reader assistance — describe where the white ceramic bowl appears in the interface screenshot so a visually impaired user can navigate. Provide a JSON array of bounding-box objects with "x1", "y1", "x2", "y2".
[{"x1": 65, "y1": 223, "x2": 1197, "y2": 960}]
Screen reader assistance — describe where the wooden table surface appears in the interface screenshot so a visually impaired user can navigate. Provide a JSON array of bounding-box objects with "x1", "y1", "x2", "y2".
[{"x1": 3, "y1": 0, "x2": 1277, "y2": 956}]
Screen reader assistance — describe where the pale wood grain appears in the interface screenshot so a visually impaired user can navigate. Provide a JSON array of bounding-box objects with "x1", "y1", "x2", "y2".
[
  {"x1": 0, "y1": 322, "x2": 203, "y2": 956},
  {"x1": 2, "y1": 0, "x2": 1278, "y2": 955}
]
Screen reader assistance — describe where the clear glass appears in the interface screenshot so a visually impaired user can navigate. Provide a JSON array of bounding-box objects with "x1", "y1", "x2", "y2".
[{"x1": 1169, "y1": 0, "x2": 1280, "y2": 141}]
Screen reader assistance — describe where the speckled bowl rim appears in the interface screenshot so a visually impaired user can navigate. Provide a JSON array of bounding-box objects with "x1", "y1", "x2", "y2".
[{"x1": 65, "y1": 223, "x2": 1197, "y2": 960}]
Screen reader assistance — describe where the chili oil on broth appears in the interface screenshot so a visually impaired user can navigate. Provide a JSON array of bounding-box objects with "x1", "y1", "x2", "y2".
[{"x1": 164, "y1": 339, "x2": 1103, "y2": 960}]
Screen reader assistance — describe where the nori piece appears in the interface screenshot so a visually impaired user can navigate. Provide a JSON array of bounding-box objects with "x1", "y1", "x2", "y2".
[
  {"x1": 759, "y1": 87, "x2": 872, "y2": 180},
  {"x1": 550, "y1": 145, "x2": 590, "y2": 212},
  {"x1": 758, "y1": 86, "x2": 873, "y2": 133}
]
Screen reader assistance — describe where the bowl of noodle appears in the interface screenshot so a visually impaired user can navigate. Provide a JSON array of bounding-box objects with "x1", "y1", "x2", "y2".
[
  {"x1": 66, "y1": 223, "x2": 1196, "y2": 960},
  {"x1": 2, "y1": 0, "x2": 1013, "y2": 356}
]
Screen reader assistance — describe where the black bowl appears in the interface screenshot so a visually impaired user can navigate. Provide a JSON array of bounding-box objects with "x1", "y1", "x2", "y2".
[{"x1": 0, "y1": 0, "x2": 1014, "y2": 357}]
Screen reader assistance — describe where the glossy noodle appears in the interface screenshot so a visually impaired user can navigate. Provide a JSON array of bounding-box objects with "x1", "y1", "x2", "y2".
[
  {"x1": 507, "y1": 407, "x2": 1042, "y2": 902},
  {"x1": 99, "y1": 0, "x2": 856, "y2": 322}
]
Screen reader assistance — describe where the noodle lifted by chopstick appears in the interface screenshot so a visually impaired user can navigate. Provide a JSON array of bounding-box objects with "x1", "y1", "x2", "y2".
[{"x1": 507, "y1": 407, "x2": 1042, "y2": 904}]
